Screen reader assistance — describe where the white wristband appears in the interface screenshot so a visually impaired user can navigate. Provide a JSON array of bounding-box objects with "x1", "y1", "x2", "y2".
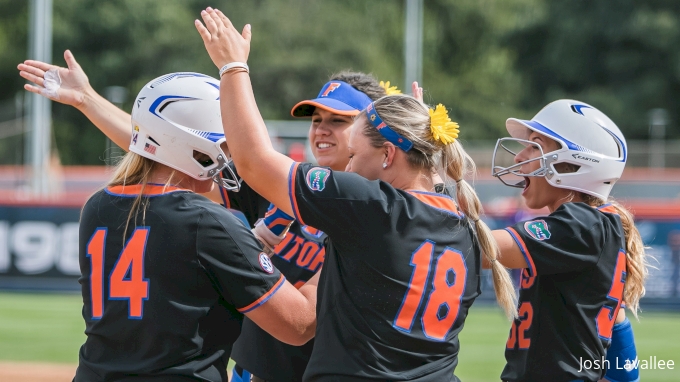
[{"x1": 219, "y1": 62, "x2": 249, "y2": 77}]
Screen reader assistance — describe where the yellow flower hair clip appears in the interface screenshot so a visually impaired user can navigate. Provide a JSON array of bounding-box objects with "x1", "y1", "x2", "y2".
[
  {"x1": 429, "y1": 104, "x2": 460, "y2": 145},
  {"x1": 379, "y1": 81, "x2": 402, "y2": 96}
]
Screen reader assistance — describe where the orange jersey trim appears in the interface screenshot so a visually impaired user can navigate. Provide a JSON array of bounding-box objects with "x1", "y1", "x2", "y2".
[
  {"x1": 288, "y1": 162, "x2": 306, "y2": 226},
  {"x1": 505, "y1": 227, "x2": 537, "y2": 277},
  {"x1": 596, "y1": 204, "x2": 619, "y2": 215},
  {"x1": 407, "y1": 191, "x2": 461, "y2": 216},
  {"x1": 267, "y1": 217, "x2": 294, "y2": 230},
  {"x1": 237, "y1": 275, "x2": 286, "y2": 313},
  {"x1": 106, "y1": 184, "x2": 189, "y2": 197},
  {"x1": 220, "y1": 187, "x2": 231, "y2": 209}
]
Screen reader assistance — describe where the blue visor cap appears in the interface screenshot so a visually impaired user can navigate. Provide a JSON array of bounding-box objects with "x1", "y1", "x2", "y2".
[{"x1": 291, "y1": 80, "x2": 373, "y2": 117}]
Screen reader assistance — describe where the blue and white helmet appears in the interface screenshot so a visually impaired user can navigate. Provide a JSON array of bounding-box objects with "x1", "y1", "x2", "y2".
[
  {"x1": 130, "y1": 72, "x2": 240, "y2": 191},
  {"x1": 492, "y1": 99, "x2": 626, "y2": 200}
]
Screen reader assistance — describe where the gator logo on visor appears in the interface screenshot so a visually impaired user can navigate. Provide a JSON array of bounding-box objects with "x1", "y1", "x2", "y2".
[
  {"x1": 524, "y1": 219, "x2": 551, "y2": 241},
  {"x1": 305, "y1": 167, "x2": 331, "y2": 192}
]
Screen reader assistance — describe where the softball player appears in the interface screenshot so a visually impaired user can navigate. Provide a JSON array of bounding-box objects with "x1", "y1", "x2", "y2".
[
  {"x1": 229, "y1": 74, "x2": 388, "y2": 382},
  {"x1": 197, "y1": 9, "x2": 517, "y2": 381},
  {"x1": 490, "y1": 100, "x2": 647, "y2": 382},
  {"x1": 75, "y1": 73, "x2": 319, "y2": 381},
  {"x1": 18, "y1": 50, "x2": 398, "y2": 381}
]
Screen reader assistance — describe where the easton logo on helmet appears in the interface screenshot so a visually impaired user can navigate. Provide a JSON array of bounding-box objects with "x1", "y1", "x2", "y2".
[
  {"x1": 524, "y1": 219, "x2": 551, "y2": 241},
  {"x1": 572, "y1": 153, "x2": 600, "y2": 163},
  {"x1": 305, "y1": 167, "x2": 331, "y2": 191}
]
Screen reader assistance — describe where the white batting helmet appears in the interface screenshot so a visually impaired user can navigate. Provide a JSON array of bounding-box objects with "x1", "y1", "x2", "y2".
[
  {"x1": 492, "y1": 99, "x2": 626, "y2": 200},
  {"x1": 130, "y1": 72, "x2": 240, "y2": 191}
]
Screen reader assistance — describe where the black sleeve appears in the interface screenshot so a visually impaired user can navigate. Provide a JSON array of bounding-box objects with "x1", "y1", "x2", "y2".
[
  {"x1": 287, "y1": 162, "x2": 393, "y2": 241},
  {"x1": 505, "y1": 203, "x2": 605, "y2": 276},
  {"x1": 220, "y1": 163, "x2": 271, "y2": 227},
  {"x1": 196, "y1": 205, "x2": 284, "y2": 313}
]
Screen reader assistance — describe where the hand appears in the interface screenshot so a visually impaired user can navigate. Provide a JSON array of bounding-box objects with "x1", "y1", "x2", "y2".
[
  {"x1": 195, "y1": 7, "x2": 251, "y2": 70},
  {"x1": 412, "y1": 81, "x2": 424, "y2": 103},
  {"x1": 17, "y1": 50, "x2": 91, "y2": 108}
]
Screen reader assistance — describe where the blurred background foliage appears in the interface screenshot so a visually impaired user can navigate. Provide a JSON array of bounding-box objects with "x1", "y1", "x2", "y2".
[{"x1": 0, "y1": 0, "x2": 678, "y2": 165}]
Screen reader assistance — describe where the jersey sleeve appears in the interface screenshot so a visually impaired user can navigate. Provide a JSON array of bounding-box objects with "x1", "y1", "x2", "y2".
[
  {"x1": 220, "y1": 163, "x2": 270, "y2": 227},
  {"x1": 287, "y1": 162, "x2": 391, "y2": 241},
  {"x1": 505, "y1": 204, "x2": 605, "y2": 276},
  {"x1": 196, "y1": 205, "x2": 285, "y2": 313}
]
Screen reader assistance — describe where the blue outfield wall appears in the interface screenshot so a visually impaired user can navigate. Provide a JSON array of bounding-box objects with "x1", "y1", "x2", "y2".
[{"x1": 1, "y1": 204, "x2": 679, "y2": 309}]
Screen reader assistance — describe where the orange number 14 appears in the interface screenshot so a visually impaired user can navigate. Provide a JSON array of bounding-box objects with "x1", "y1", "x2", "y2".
[{"x1": 86, "y1": 228, "x2": 150, "y2": 320}]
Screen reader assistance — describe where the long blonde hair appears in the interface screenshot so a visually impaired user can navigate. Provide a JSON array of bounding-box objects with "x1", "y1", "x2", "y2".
[
  {"x1": 581, "y1": 194, "x2": 648, "y2": 318},
  {"x1": 358, "y1": 95, "x2": 518, "y2": 320},
  {"x1": 105, "y1": 151, "x2": 176, "y2": 240}
]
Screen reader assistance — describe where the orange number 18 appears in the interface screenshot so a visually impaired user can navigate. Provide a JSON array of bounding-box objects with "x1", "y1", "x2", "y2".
[{"x1": 393, "y1": 240, "x2": 467, "y2": 341}]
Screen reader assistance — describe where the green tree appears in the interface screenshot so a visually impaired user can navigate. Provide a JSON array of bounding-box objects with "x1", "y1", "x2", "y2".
[
  {"x1": 506, "y1": 0, "x2": 680, "y2": 139},
  {"x1": 3, "y1": 0, "x2": 679, "y2": 165}
]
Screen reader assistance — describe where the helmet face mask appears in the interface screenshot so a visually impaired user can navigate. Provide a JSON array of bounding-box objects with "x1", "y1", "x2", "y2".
[
  {"x1": 491, "y1": 100, "x2": 627, "y2": 201},
  {"x1": 130, "y1": 72, "x2": 241, "y2": 192},
  {"x1": 492, "y1": 138, "x2": 554, "y2": 188}
]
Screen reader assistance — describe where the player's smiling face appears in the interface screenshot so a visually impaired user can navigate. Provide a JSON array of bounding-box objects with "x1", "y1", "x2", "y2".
[
  {"x1": 514, "y1": 131, "x2": 573, "y2": 211},
  {"x1": 345, "y1": 116, "x2": 384, "y2": 180},
  {"x1": 308, "y1": 108, "x2": 354, "y2": 171}
]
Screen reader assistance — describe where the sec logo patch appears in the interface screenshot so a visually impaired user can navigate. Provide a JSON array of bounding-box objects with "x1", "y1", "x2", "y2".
[
  {"x1": 259, "y1": 253, "x2": 274, "y2": 274},
  {"x1": 305, "y1": 167, "x2": 331, "y2": 192},
  {"x1": 524, "y1": 219, "x2": 551, "y2": 241}
]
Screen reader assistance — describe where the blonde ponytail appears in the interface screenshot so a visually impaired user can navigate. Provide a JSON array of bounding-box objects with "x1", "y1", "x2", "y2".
[
  {"x1": 581, "y1": 195, "x2": 648, "y2": 318},
  {"x1": 444, "y1": 141, "x2": 518, "y2": 320},
  {"x1": 359, "y1": 95, "x2": 518, "y2": 320},
  {"x1": 613, "y1": 200, "x2": 647, "y2": 318}
]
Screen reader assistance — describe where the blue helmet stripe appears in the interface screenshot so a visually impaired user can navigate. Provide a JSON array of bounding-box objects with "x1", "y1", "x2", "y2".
[
  {"x1": 520, "y1": 119, "x2": 592, "y2": 153},
  {"x1": 149, "y1": 95, "x2": 194, "y2": 119},
  {"x1": 149, "y1": 72, "x2": 212, "y2": 88}
]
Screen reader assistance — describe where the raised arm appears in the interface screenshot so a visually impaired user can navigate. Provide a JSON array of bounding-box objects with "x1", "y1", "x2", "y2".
[
  {"x1": 196, "y1": 8, "x2": 295, "y2": 216},
  {"x1": 483, "y1": 229, "x2": 529, "y2": 269},
  {"x1": 18, "y1": 50, "x2": 132, "y2": 149}
]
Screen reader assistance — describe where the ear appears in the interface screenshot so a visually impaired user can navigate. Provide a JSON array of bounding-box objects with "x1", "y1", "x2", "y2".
[{"x1": 383, "y1": 142, "x2": 397, "y2": 167}]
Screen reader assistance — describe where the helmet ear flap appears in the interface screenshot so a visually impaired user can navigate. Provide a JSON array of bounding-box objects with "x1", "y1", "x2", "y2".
[
  {"x1": 552, "y1": 162, "x2": 580, "y2": 175},
  {"x1": 193, "y1": 150, "x2": 215, "y2": 168}
]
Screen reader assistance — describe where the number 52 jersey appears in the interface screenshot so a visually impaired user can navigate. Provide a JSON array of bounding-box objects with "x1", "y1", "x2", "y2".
[
  {"x1": 75, "y1": 185, "x2": 284, "y2": 382},
  {"x1": 502, "y1": 202, "x2": 627, "y2": 382}
]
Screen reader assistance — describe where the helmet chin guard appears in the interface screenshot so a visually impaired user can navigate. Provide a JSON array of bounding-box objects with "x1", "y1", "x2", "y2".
[
  {"x1": 130, "y1": 72, "x2": 242, "y2": 192},
  {"x1": 491, "y1": 100, "x2": 627, "y2": 200},
  {"x1": 492, "y1": 138, "x2": 557, "y2": 188},
  {"x1": 212, "y1": 156, "x2": 242, "y2": 191}
]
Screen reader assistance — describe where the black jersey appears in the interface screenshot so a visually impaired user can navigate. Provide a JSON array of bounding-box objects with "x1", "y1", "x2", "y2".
[
  {"x1": 75, "y1": 185, "x2": 283, "y2": 382},
  {"x1": 501, "y1": 202, "x2": 627, "y2": 382},
  {"x1": 224, "y1": 168, "x2": 327, "y2": 381},
  {"x1": 220, "y1": 164, "x2": 271, "y2": 227},
  {"x1": 231, "y1": 222, "x2": 326, "y2": 381},
  {"x1": 287, "y1": 163, "x2": 481, "y2": 382}
]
